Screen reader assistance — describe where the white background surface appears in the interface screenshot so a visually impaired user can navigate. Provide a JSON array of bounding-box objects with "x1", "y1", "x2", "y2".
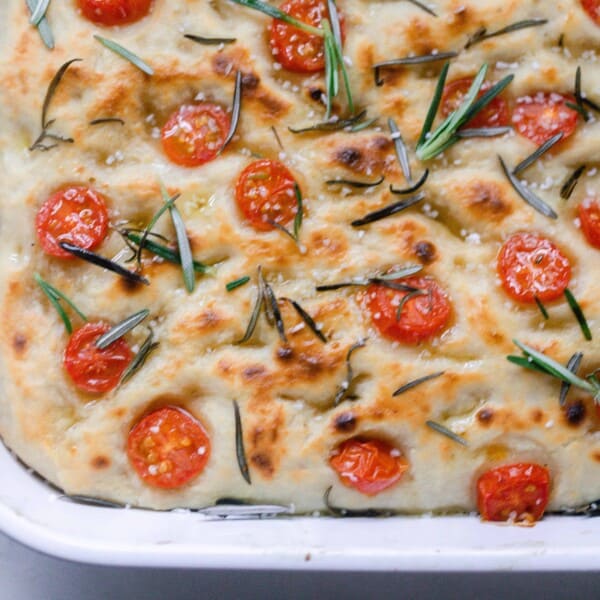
[{"x1": 2, "y1": 531, "x2": 600, "y2": 600}]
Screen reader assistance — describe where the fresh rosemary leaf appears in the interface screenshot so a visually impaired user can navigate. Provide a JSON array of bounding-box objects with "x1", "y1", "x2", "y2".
[
  {"x1": 293, "y1": 183, "x2": 303, "y2": 241},
  {"x1": 327, "y1": 17, "x2": 354, "y2": 116},
  {"x1": 534, "y1": 296, "x2": 549, "y2": 320},
  {"x1": 120, "y1": 328, "x2": 159, "y2": 385},
  {"x1": 560, "y1": 165, "x2": 586, "y2": 200},
  {"x1": 168, "y1": 201, "x2": 195, "y2": 293},
  {"x1": 59, "y1": 242, "x2": 150, "y2": 286},
  {"x1": 559, "y1": 352, "x2": 584, "y2": 407},
  {"x1": 26, "y1": 0, "x2": 54, "y2": 49},
  {"x1": 426, "y1": 420, "x2": 468, "y2": 446},
  {"x1": 236, "y1": 282, "x2": 264, "y2": 344},
  {"x1": 455, "y1": 126, "x2": 511, "y2": 138},
  {"x1": 184, "y1": 34, "x2": 237, "y2": 45},
  {"x1": 288, "y1": 110, "x2": 367, "y2": 134},
  {"x1": 499, "y1": 156, "x2": 557, "y2": 219},
  {"x1": 371, "y1": 279, "x2": 420, "y2": 292},
  {"x1": 464, "y1": 19, "x2": 548, "y2": 49},
  {"x1": 374, "y1": 51, "x2": 457, "y2": 86},
  {"x1": 94, "y1": 35, "x2": 154, "y2": 75},
  {"x1": 138, "y1": 188, "x2": 180, "y2": 266},
  {"x1": 582, "y1": 96, "x2": 600, "y2": 114},
  {"x1": 389, "y1": 118, "x2": 412, "y2": 184},
  {"x1": 283, "y1": 298, "x2": 327, "y2": 343},
  {"x1": 227, "y1": 276, "x2": 251, "y2": 292},
  {"x1": 316, "y1": 281, "x2": 367, "y2": 291},
  {"x1": 404, "y1": 0, "x2": 437, "y2": 17},
  {"x1": 564, "y1": 289, "x2": 592, "y2": 341},
  {"x1": 29, "y1": 0, "x2": 51, "y2": 26},
  {"x1": 574, "y1": 66, "x2": 590, "y2": 122},
  {"x1": 417, "y1": 61, "x2": 449, "y2": 149},
  {"x1": 334, "y1": 340, "x2": 366, "y2": 405},
  {"x1": 327, "y1": 0, "x2": 343, "y2": 49},
  {"x1": 396, "y1": 289, "x2": 428, "y2": 321},
  {"x1": 349, "y1": 116, "x2": 378, "y2": 132},
  {"x1": 506, "y1": 355, "x2": 553, "y2": 375},
  {"x1": 322, "y1": 20, "x2": 338, "y2": 121},
  {"x1": 326, "y1": 175, "x2": 384, "y2": 188},
  {"x1": 95, "y1": 309, "x2": 150, "y2": 350},
  {"x1": 271, "y1": 126, "x2": 284, "y2": 150},
  {"x1": 512, "y1": 133, "x2": 563, "y2": 175},
  {"x1": 393, "y1": 371, "x2": 445, "y2": 396},
  {"x1": 34, "y1": 273, "x2": 87, "y2": 334},
  {"x1": 389, "y1": 169, "x2": 429, "y2": 195},
  {"x1": 261, "y1": 277, "x2": 287, "y2": 343},
  {"x1": 565, "y1": 100, "x2": 588, "y2": 121},
  {"x1": 324, "y1": 486, "x2": 392, "y2": 517},
  {"x1": 376, "y1": 265, "x2": 423, "y2": 280},
  {"x1": 351, "y1": 192, "x2": 425, "y2": 227},
  {"x1": 219, "y1": 70, "x2": 242, "y2": 154},
  {"x1": 229, "y1": 0, "x2": 323, "y2": 35},
  {"x1": 89, "y1": 117, "x2": 125, "y2": 126},
  {"x1": 233, "y1": 400, "x2": 251, "y2": 485}
]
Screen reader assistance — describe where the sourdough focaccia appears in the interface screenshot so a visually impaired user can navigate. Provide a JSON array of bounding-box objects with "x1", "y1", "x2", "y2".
[{"x1": 0, "y1": 0, "x2": 599, "y2": 522}]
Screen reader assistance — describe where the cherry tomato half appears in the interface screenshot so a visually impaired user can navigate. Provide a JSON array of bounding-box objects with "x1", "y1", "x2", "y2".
[
  {"x1": 581, "y1": 0, "x2": 600, "y2": 25},
  {"x1": 63, "y1": 322, "x2": 132, "y2": 393},
  {"x1": 497, "y1": 232, "x2": 571, "y2": 303},
  {"x1": 441, "y1": 78, "x2": 510, "y2": 129},
  {"x1": 36, "y1": 186, "x2": 109, "y2": 259},
  {"x1": 269, "y1": 0, "x2": 342, "y2": 73},
  {"x1": 127, "y1": 406, "x2": 211, "y2": 489},
  {"x1": 512, "y1": 93, "x2": 578, "y2": 145},
  {"x1": 235, "y1": 159, "x2": 299, "y2": 232},
  {"x1": 330, "y1": 437, "x2": 408, "y2": 496},
  {"x1": 477, "y1": 463, "x2": 551, "y2": 523},
  {"x1": 76, "y1": 0, "x2": 153, "y2": 26},
  {"x1": 364, "y1": 276, "x2": 452, "y2": 344},
  {"x1": 161, "y1": 104, "x2": 231, "y2": 167},
  {"x1": 579, "y1": 198, "x2": 600, "y2": 249}
]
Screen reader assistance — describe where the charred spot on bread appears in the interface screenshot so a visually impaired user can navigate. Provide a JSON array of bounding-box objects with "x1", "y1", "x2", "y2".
[
  {"x1": 333, "y1": 412, "x2": 357, "y2": 432},
  {"x1": 414, "y1": 240, "x2": 437, "y2": 264}
]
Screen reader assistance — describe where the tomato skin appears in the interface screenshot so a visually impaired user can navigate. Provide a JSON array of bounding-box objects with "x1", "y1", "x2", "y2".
[
  {"x1": 36, "y1": 186, "x2": 109, "y2": 259},
  {"x1": 441, "y1": 78, "x2": 510, "y2": 129},
  {"x1": 497, "y1": 232, "x2": 571, "y2": 303},
  {"x1": 582, "y1": 0, "x2": 600, "y2": 25},
  {"x1": 512, "y1": 92, "x2": 578, "y2": 145},
  {"x1": 330, "y1": 438, "x2": 408, "y2": 496},
  {"x1": 477, "y1": 463, "x2": 550, "y2": 523},
  {"x1": 161, "y1": 104, "x2": 231, "y2": 167},
  {"x1": 63, "y1": 322, "x2": 133, "y2": 393},
  {"x1": 127, "y1": 406, "x2": 211, "y2": 489},
  {"x1": 76, "y1": 0, "x2": 152, "y2": 26},
  {"x1": 579, "y1": 198, "x2": 600, "y2": 249},
  {"x1": 364, "y1": 276, "x2": 452, "y2": 344},
  {"x1": 269, "y1": 0, "x2": 341, "y2": 73},
  {"x1": 235, "y1": 159, "x2": 299, "y2": 232}
]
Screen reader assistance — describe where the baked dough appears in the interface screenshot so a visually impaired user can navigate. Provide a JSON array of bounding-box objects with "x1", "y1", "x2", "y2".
[{"x1": 0, "y1": 0, "x2": 598, "y2": 513}]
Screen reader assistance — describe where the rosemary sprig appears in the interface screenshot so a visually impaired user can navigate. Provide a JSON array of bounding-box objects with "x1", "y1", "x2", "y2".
[
  {"x1": 351, "y1": 192, "x2": 425, "y2": 227},
  {"x1": 499, "y1": 156, "x2": 558, "y2": 219},
  {"x1": 30, "y1": 58, "x2": 81, "y2": 151},
  {"x1": 560, "y1": 165, "x2": 586, "y2": 200},
  {"x1": 120, "y1": 328, "x2": 159, "y2": 385},
  {"x1": 455, "y1": 126, "x2": 511, "y2": 138},
  {"x1": 26, "y1": 0, "x2": 54, "y2": 49},
  {"x1": 282, "y1": 298, "x2": 327, "y2": 343},
  {"x1": 236, "y1": 277, "x2": 265, "y2": 344},
  {"x1": 512, "y1": 133, "x2": 563, "y2": 175},
  {"x1": 89, "y1": 117, "x2": 125, "y2": 126},
  {"x1": 293, "y1": 183, "x2": 303, "y2": 241},
  {"x1": 396, "y1": 289, "x2": 428, "y2": 321},
  {"x1": 29, "y1": 0, "x2": 51, "y2": 26},
  {"x1": 316, "y1": 268, "x2": 421, "y2": 292},
  {"x1": 168, "y1": 202, "x2": 195, "y2": 293},
  {"x1": 393, "y1": 371, "x2": 445, "y2": 396},
  {"x1": 416, "y1": 64, "x2": 514, "y2": 160},
  {"x1": 389, "y1": 170, "x2": 429, "y2": 195},
  {"x1": 389, "y1": 118, "x2": 412, "y2": 184},
  {"x1": 261, "y1": 272, "x2": 287, "y2": 342},
  {"x1": 426, "y1": 420, "x2": 468, "y2": 446},
  {"x1": 326, "y1": 175, "x2": 384, "y2": 188},
  {"x1": 288, "y1": 110, "x2": 368, "y2": 134},
  {"x1": 219, "y1": 70, "x2": 242, "y2": 154},
  {"x1": 34, "y1": 273, "x2": 87, "y2": 334},
  {"x1": 334, "y1": 340, "x2": 366, "y2": 405},
  {"x1": 137, "y1": 191, "x2": 180, "y2": 266},
  {"x1": 573, "y1": 66, "x2": 590, "y2": 122},
  {"x1": 229, "y1": 0, "x2": 322, "y2": 34},
  {"x1": 464, "y1": 18, "x2": 548, "y2": 49},
  {"x1": 184, "y1": 34, "x2": 237, "y2": 45},
  {"x1": 95, "y1": 309, "x2": 150, "y2": 350},
  {"x1": 376, "y1": 265, "x2": 423, "y2": 280},
  {"x1": 564, "y1": 289, "x2": 592, "y2": 341},
  {"x1": 226, "y1": 276, "x2": 250, "y2": 292},
  {"x1": 374, "y1": 51, "x2": 457, "y2": 86},
  {"x1": 534, "y1": 296, "x2": 549, "y2": 320},
  {"x1": 94, "y1": 35, "x2": 154, "y2": 75},
  {"x1": 233, "y1": 400, "x2": 251, "y2": 484},
  {"x1": 559, "y1": 352, "x2": 583, "y2": 407}
]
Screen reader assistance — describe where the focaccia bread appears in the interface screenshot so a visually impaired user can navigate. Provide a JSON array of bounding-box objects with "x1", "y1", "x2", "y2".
[{"x1": 0, "y1": 0, "x2": 599, "y2": 522}]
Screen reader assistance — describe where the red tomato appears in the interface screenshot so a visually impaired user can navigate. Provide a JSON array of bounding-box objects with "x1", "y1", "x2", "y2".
[
  {"x1": 579, "y1": 197, "x2": 600, "y2": 249},
  {"x1": 477, "y1": 463, "x2": 551, "y2": 523},
  {"x1": 161, "y1": 104, "x2": 231, "y2": 167},
  {"x1": 235, "y1": 159, "x2": 299, "y2": 232},
  {"x1": 581, "y1": 0, "x2": 600, "y2": 25},
  {"x1": 512, "y1": 93, "x2": 578, "y2": 145},
  {"x1": 36, "y1": 186, "x2": 109, "y2": 259},
  {"x1": 63, "y1": 322, "x2": 132, "y2": 393},
  {"x1": 441, "y1": 78, "x2": 510, "y2": 128},
  {"x1": 127, "y1": 406, "x2": 211, "y2": 489},
  {"x1": 269, "y1": 0, "x2": 342, "y2": 73},
  {"x1": 76, "y1": 0, "x2": 152, "y2": 26},
  {"x1": 497, "y1": 232, "x2": 571, "y2": 303},
  {"x1": 330, "y1": 437, "x2": 408, "y2": 496},
  {"x1": 364, "y1": 276, "x2": 452, "y2": 344}
]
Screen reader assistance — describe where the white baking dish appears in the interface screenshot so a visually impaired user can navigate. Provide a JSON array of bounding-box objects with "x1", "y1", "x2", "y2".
[{"x1": 1, "y1": 441, "x2": 599, "y2": 570}]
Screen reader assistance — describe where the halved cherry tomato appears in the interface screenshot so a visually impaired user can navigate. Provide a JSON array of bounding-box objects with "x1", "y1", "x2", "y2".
[
  {"x1": 579, "y1": 198, "x2": 600, "y2": 249},
  {"x1": 76, "y1": 0, "x2": 153, "y2": 26},
  {"x1": 63, "y1": 322, "x2": 132, "y2": 393},
  {"x1": 364, "y1": 276, "x2": 452, "y2": 344},
  {"x1": 235, "y1": 159, "x2": 299, "y2": 232},
  {"x1": 581, "y1": 0, "x2": 600, "y2": 25},
  {"x1": 330, "y1": 437, "x2": 408, "y2": 496},
  {"x1": 127, "y1": 406, "x2": 211, "y2": 489},
  {"x1": 477, "y1": 463, "x2": 551, "y2": 523},
  {"x1": 269, "y1": 0, "x2": 342, "y2": 73},
  {"x1": 512, "y1": 93, "x2": 578, "y2": 145},
  {"x1": 161, "y1": 104, "x2": 231, "y2": 167},
  {"x1": 441, "y1": 78, "x2": 510, "y2": 129},
  {"x1": 36, "y1": 186, "x2": 109, "y2": 259},
  {"x1": 497, "y1": 232, "x2": 571, "y2": 303}
]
